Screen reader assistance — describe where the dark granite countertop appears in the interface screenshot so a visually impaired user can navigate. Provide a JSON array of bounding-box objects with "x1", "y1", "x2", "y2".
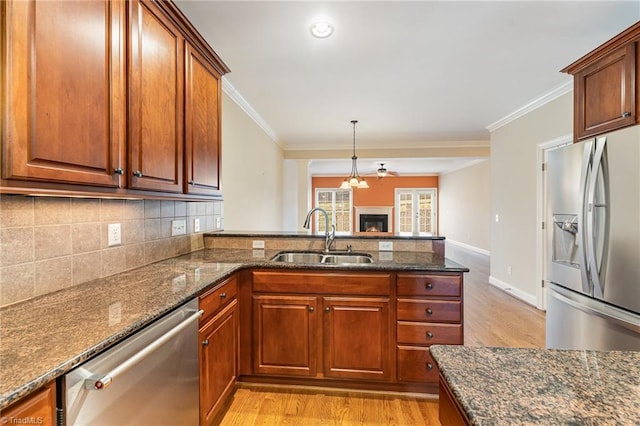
[
  {"x1": 430, "y1": 345, "x2": 640, "y2": 425},
  {"x1": 0, "y1": 248, "x2": 466, "y2": 410},
  {"x1": 205, "y1": 230, "x2": 446, "y2": 240}
]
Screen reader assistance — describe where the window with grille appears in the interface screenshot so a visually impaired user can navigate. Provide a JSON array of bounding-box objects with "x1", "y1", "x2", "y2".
[
  {"x1": 315, "y1": 188, "x2": 353, "y2": 235},
  {"x1": 395, "y1": 188, "x2": 437, "y2": 236}
]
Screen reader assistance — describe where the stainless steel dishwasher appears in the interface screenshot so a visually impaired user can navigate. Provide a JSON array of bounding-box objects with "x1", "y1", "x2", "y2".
[{"x1": 59, "y1": 299, "x2": 202, "y2": 425}]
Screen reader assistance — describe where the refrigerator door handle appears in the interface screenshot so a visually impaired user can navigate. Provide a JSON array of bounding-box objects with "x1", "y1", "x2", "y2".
[
  {"x1": 551, "y1": 286, "x2": 640, "y2": 334},
  {"x1": 578, "y1": 140, "x2": 594, "y2": 294},
  {"x1": 586, "y1": 136, "x2": 609, "y2": 299}
]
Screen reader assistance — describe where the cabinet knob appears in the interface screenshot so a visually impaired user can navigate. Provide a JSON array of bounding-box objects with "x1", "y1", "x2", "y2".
[
  {"x1": 425, "y1": 282, "x2": 433, "y2": 290},
  {"x1": 202, "y1": 339, "x2": 209, "y2": 346},
  {"x1": 324, "y1": 307, "x2": 331, "y2": 313},
  {"x1": 220, "y1": 292, "x2": 227, "y2": 299},
  {"x1": 622, "y1": 111, "x2": 632, "y2": 118},
  {"x1": 113, "y1": 167, "x2": 124, "y2": 175},
  {"x1": 426, "y1": 308, "x2": 433, "y2": 315},
  {"x1": 133, "y1": 170, "x2": 143, "y2": 178},
  {"x1": 426, "y1": 363, "x2": 433, "y2": 370},
  {"x1": 189, "y1": 180, "x2": 195, "y2": 185},
  {"x1": 426, "y1": 331, "x2": 434, "y2": 339},
  {"x1": 309, "y1": 306, "x2": 315, "y2": 312}
]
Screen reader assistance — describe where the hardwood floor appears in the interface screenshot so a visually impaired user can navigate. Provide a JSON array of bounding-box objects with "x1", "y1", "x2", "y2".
[{"x1": 218, "y1": 245, "x2": 546, "y2": 425}]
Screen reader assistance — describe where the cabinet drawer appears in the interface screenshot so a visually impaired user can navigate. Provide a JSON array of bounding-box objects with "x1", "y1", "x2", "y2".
[
  {"x1": 397, "y1": 322, "x2": 462, "y2": 345},
  {"x1": 200, "y1": 275, "x2": 238, "y2": 324},
  {"x1": 397, "y1": 346, "x2": 439, "y2": 383},
  {"x1": 252, "y1": 271, "x2": 391, "y2": 295},
  {"x1": 397, "y1": 299, "x2": 461, "y2": 323},
  {"x1": 397, "y1": 274, "x2": 461, "y2": 297}
]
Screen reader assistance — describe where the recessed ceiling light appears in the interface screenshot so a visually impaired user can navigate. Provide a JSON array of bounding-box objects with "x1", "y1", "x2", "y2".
[{"x1": 310, "y1": 21, "x2": 334, "y2": 38}]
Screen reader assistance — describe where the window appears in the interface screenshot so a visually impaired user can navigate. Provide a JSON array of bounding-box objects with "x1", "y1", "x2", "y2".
[
  {"x1": 395, "y1": 188, "x2": 437, "y2": 236},
  {"x1": 315, "y1": 188, "x2": 353, "y2": 235}
]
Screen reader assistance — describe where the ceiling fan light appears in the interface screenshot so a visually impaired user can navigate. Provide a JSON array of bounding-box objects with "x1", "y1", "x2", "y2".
[{"x1": 310, "y1": 21, "x2": 334, "y2": 38}]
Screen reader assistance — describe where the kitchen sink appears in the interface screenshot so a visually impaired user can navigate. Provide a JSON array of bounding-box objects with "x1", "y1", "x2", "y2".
[
  {"x1": 270, "y1": 252, "x2": 325, "y2": 263},
  {"x1": 321, "y1": 254, "x2": 374, "y2": 264},
  {"x1": 270, "y1": 251, "x2": 374, "y2": 265}
]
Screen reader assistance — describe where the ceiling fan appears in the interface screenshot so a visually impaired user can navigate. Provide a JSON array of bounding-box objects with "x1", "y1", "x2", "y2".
[{"x1": 376, "y1": 163, "x2": 398, "y2": 179}]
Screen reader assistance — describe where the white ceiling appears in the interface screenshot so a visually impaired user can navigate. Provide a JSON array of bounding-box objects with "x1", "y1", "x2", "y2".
[{"x1": 175, "y1": 1, "x2": 640, "y2": 174}]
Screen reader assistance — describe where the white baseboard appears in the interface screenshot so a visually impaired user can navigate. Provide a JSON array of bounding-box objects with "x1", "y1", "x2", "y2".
[
  {"x1": 445, "y1": 239, "x2": 490, "y2": 257},
  {"x1": 489, "y1": 276, "x2": 538, "y2": 307}
]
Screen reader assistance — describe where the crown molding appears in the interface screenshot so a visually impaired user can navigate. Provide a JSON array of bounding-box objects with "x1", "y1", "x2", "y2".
[
  {"x1": 222, "y1": 77, "x2": 281, "y2": 146},
  {"x1": 486, "y1": 80, "x2": 573, "y2": 133}
]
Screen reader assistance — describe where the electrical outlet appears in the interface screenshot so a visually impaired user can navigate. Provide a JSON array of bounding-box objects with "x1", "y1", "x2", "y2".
[
  {"x1": 495, "y1": 214, "x2": 500, "y2": 223},
  {"x1": 194, "y1": 218, "x2": 201, "y2": 233},
  {"x1": 171, "y1": 219, "x2": 186, "y2": 236},
  {"x1": 108, "y1": 223, "x2": 121, "y2": 246},
  {"x1": 194, "y1": 267, "x2": 201, "y2": 282},
  {"x1": 108, "y1": 302, "x2": 122, "y2": 326},
  {"x1": 379, "y1": 241, "x2": 393, "y2": 251},
  {"x1": 252, "y1": 240, "x2": 265, "y2": 249}
]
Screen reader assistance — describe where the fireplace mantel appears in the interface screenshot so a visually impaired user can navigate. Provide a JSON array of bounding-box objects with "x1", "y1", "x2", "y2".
[{"x1": 355, "y1": 206, "x2": 393, "y2": 233}]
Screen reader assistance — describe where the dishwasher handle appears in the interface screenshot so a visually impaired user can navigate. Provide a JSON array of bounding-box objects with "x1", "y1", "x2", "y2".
[{"x1": 84, "y1": 309, "x2": 204, "y2": 390}]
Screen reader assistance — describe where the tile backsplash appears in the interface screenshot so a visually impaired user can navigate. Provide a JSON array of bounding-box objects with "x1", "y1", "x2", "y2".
[{"x1": 0, "y1": 195, "x2": 223, "y2": 307}]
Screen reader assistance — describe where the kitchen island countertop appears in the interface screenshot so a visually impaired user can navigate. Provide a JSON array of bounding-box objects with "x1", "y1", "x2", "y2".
[
  {"x1": 430, "y1": 345, "x2": 640, "y2": 425},
  {"x1": 0, "y1": 247, "x2": 466, "y2": 410}
]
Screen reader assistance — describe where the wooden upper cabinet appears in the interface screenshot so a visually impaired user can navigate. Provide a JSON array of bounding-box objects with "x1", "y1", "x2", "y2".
[
  {"x1": 563, "y1": 22, "x2": 640, "y2": 141},
  {"x1": 185, "y1": 45, "x2": 222, "y2": 196},
  {"x1": 2, "y1": 0, "x2": 125, "y2": 187},
  {"x1": 128, "y1": 0, "x2": 184, "y2": 193}
]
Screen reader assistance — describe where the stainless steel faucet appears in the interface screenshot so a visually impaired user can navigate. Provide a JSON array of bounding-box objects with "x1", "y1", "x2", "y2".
[{"x1": 303, "y1": 207, "x2": 335, "y2": 253}]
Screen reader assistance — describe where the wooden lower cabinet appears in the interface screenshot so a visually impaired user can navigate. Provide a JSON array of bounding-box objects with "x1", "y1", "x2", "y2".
[
  {"x1": 252, "y1": 295, "x2": 318, "y2": 377},
  {"x1": 199, "y1": 276, "x2": 239, "y2": 426},
  {"x1": 323, "y1": 297, "x2": 391, "y2": 381},
  {"x1": 439, "y1": 375, "x2": 471, "y2": 426},
  {"x1": 396, "y1": 273, "x2": 464, "y2": 387},
  {"x1": 1, "y1": 382, "x2": 56, "y2": 426},
  {"x1": 250, "y1": 271, "x2": 393, "y2": 383}
]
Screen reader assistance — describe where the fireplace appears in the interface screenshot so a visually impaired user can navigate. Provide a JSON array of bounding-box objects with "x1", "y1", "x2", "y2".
[
  {"x1": 360, "y1": 214, "x2": 388, "y2": 232},
  {"x1": 354, "y1": 207, "x2": 393, "y2": 233}
]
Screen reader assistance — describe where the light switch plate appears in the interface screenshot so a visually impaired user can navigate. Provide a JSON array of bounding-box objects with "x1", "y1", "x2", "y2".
[{"x1": 108, "y1": 223, "x2": 121, "y2": 246}]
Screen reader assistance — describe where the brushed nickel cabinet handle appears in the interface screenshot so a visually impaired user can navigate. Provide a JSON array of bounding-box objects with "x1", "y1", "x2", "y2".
[
  {"x1": 425, "y1": 282, "x2": 433, "y2": 290},
  {"x1": 220, "y1": 292, "x2": 227, "y2": 299},
  {"x1": 309, "y1": 306, "x2": 315, "y2": 312},
  {"x1": 324, "y1": 307, "x2": 331, "y2": 313},
  {"x1": 113, "y1": 167, "x2": 124, "y2": 175},
  {"x1": 426, "y1": 308, "x2": 433, "y2": 315},
  {"x1": 202, "y1": 339, "x2": 209, "y2": 346},
  {"x1": 426, "y1": 363, "x2": 433, "y2": 370},
  {"x1": 133, "y1": 170, "x2": 143, "y2": 178},
  {"x1": 426, "y1": 331, "x2": 434, "y2": 339},
  {"x1": 622, "y1": 111, "x2": 632, "y2": 118}
]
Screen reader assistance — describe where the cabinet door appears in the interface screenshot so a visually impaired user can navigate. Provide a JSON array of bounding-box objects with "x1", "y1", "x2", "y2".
[
  {"x1": 1, "y1": 382, "x2": 56, "y2": 426},
  {"x1": 128, "y1": 0, "x2": 183, "y2": 193},
  {"x1": 185, "y1": 45, "x2": 222, "y2": 196},
  {"x1": 253, "y1": 295, "x2": 318, "y2": 377},
  {"x1": 323, "y1": 297, "x2": 392, "y2": 381},
  {"x1": 575, "y1": 43, "x2": 636, "y2": 140},
  {"x1": 2, "y1": 0, "x2": 125, "y2": 187},
  {"x1": 200, "y1": 299, "x2": 238, "y2": 426}
]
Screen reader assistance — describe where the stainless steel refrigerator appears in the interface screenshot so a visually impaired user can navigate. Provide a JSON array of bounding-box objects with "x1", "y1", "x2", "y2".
[{"x1": 546, "y1": 125, "x2": 640, "y2": 351}]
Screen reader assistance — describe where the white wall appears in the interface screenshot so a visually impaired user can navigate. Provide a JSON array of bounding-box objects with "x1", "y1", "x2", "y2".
[
  {"x1": 490, "y1": 92, "x2": 573, "y2": 305},
  {"x1": 439, "y1": 159, "x2": 491, "y2": 254},
  {"x1": 221, "y1": 93, "x2": 285, "y2": 231}
]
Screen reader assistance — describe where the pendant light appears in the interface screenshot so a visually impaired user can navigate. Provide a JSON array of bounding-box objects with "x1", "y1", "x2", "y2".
[{"x1": 340, "y1": 120, "x2": 369, "y2": 189}]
